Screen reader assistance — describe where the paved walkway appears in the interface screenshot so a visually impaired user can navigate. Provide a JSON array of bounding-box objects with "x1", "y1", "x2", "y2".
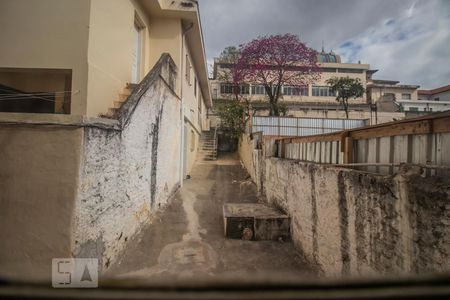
[{"x1": 106, "y1": 153, "x2": 317, "y2": 281}]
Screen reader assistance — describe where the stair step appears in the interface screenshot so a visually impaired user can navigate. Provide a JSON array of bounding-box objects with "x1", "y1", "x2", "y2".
[
  {"x1": 107, "y1": 107, "x2": 119, "y2": 117},
  {"x1": 118, "y1": 93, "x2": 130, "y2": 101},
  {"x1": 126, "y1": 83, "x2": 138, "y2": 90},
  {"x1": 114, "y1": 101, "x2": 125, "y2": 108},
  {"x1": 119, "y1": 89, "x2": 132, "y2": 99}
]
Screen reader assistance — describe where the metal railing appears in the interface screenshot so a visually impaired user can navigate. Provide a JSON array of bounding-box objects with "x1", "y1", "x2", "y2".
[
  {"x1": 251, "y1": 116, "x2": 367, "y2": 137},
  {"x1": 273, "y1": 111, "x2": 450, "y2": 175},
  {"x1": 213, "y1": 126, "x2": 218, "y2": 160}
]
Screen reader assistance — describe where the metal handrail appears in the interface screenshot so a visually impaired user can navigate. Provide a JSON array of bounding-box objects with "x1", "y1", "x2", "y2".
[{"x1": 213, "y1": 126, "x2": 218, "y2": 160}]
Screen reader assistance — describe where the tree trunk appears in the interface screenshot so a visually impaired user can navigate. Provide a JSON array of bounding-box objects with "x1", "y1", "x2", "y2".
[
  {"x1": 269, "y1": 100, "x2": 279, "y2": 116},
  {"x1": 344, "y1": 98, "x2": 349, "y2": 119},
  {"x1": 267, "y1": 86, "x2": 281, "y2": 116}
]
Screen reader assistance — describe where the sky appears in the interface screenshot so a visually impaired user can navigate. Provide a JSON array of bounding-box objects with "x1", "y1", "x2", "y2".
[{"x1": 198, "y1": 0, "x2": 450, "y2": 89}]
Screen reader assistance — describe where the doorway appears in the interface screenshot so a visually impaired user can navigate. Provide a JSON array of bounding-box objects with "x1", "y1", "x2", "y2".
[{"x1": 131, "y1": 16, "x2": 144, "y2": 84}]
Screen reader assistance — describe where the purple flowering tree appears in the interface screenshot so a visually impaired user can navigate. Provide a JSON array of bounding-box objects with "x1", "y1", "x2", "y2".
[{"x1": 234, "y1": 34, "x2": 321, "y2": 116}]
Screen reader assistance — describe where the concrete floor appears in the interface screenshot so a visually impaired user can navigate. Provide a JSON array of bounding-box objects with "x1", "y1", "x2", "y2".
[{"x1": 105, "y1": 152, "x2": 317, "y2": 282}]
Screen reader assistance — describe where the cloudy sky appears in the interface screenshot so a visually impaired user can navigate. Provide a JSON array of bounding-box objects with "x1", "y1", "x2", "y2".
[{"x1": 198, "y1": 0, "x2": 450, "y2": 89}]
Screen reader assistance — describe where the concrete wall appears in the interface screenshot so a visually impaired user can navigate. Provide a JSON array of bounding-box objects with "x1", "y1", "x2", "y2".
[
  {"x1": 74, "y1": 70, "x2": 181, "y2": 271},
  {"x1": 0, "y1": 121, "x2": 83, "y2": 281},
  {"x1": 0, "y1": 55, "x2": 183, "y2": 279},
  {"x1": 239, "y1": 134, "x2": 256, "y2": 181},
  {"x1": 0, "y1": 0, "x2": 91, "y2": 115},
  {"x1": 264, "y1": 158, "x2": 450, "y2": 277}
]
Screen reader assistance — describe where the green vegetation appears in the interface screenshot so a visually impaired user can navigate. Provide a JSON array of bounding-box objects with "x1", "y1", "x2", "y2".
[{"x1": 326, "y1": 77, "x2": 365, "y2": 119}]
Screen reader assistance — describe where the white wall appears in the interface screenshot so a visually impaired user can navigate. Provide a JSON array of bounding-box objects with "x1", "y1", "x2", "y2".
[{"x1": 74, "y1": 73, "x2": 181, "y2": 271}]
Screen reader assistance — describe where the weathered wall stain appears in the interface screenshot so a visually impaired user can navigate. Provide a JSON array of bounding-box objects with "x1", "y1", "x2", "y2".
[
  {"x1": 337, "y1": 171, "x2": 350, "y2": 276},
  {"x1": 262, "y1": 158, "x2": 450, "y2": 277},
  {"x1": 75, "y1": 56, "x2": 182, "y2": 271},
  {"x1": 408, "y1": 175, "x2": 450, "y2": 274},
  {"x1": 150, "y1": 104, "x2": 164, "y2": 207},
  {"x1": 309, "y1": 165, "x2": 319, "y2": 265}
]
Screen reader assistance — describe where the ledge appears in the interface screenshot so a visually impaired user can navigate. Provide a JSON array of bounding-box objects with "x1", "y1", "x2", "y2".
[{"x1": 0, "y1": 112, "x2": 120, "y2": 130}]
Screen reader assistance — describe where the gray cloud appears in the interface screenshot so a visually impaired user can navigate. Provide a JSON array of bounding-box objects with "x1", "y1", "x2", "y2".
[{"x1": 198, "y1": 0, "x2": 450, "y2": 89}]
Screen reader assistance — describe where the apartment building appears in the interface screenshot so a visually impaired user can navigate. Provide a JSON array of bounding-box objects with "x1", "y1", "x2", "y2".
[{"x1": 211, "y1": 48, "x2": 407, "y2": 123}]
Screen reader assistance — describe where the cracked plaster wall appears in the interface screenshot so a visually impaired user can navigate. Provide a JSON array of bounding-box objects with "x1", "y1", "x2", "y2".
[
  {"x1": 263, "y1": 158, "x2": 450, "y2": 277},
  {"x1": 74, "y1": 79, "x2": 181, "y2": 271}
]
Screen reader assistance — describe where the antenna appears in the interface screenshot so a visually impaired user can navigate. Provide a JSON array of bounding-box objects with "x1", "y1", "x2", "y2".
[{"x1": 321, "y1": 40, "x2": 325, "y2": 52}]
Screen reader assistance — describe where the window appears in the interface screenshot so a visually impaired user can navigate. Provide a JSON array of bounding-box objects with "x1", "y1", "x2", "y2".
[
  {"x1": 194, "y1": 77, "x2": 197, "y2": 96},
  {"x1": 220, "y1": 83, "x2": 233, "y2": 94},
  {"x1": 283, "y1": 86, "x2": 308, "y2": 96},
  {"x1": 401, "y1": 93, "x2": 411, "y2": 100},
  {"x1": 185, "y1": 54, "x2": 191, "y2": 85},
  {"x1": 251, "y1": 85, "x2": 280, "y2": 95},
  {"x1": 237, "y1": 85, "x2": 249, "y2": 95},
  {"x1": 213, "y1": 88, "x2": 218, "y2": 99},
  {"x1": 132, "y1": 14, "x2": 145, "y2": 84},
  {"x1": 0, "y1": 68, "x2": 72, "y2": 114},
  {"x1": 409, "y1": 107, "x2": 419, "y2": 111},
  {"x1": 220, "y1": 84, "x2": 249, "y2": 95},
  {"x1": 190, "y1": 129, "x2": 195, "y2": 151},
  {"x1": 251, "y1": 85, "x2": 266, "y2": 95},
  {"x1": 322, "y1": 68, "x2": 337, "y2": 73},
  {"x1": 312, "y1": 86, "x2": 335, "y2": 97},
  {"x1": 338, "y1": 69, "x2": 363, "y2": 74},
  {"x1": 434, "y1": 97, "x2": 440, "y2": 101}
]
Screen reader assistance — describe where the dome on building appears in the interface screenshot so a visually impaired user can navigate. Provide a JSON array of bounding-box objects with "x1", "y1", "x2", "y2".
[{"x1": 317, "y1": 49, "x2": 341, "y2": 63}]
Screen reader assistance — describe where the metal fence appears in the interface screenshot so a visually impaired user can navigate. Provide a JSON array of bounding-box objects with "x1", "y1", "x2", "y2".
[
  {"x1": 251, "y1": 116, "x2": 367, "y2": 137},
  {"x1": 274, "y1": 111, "x2": 450, "y2": 175}
]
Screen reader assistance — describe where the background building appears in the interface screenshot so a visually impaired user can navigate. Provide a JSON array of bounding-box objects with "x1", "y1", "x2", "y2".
[
  {"x1": 211, "y1": 48, "x2": 412, "y2": 124},
  {"x1": 397, "y1": 84, "x2": 450, "y2": 117}
]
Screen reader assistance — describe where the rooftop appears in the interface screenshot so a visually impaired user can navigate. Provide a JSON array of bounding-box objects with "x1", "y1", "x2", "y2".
[
  {"x1": 316, "y1": 49, "x2": 341, "y2": 63},
  {"x1": 368, "y1": 79, "x2": 420, "y2": 89},
  {"x1": 418, "y1": 84, "x2": 450, "y2": 95}
]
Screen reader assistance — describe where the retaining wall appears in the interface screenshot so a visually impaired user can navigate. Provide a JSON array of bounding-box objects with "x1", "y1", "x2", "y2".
[{"x1": 264, "y1": 158, "x2": 450, "y2": 277}]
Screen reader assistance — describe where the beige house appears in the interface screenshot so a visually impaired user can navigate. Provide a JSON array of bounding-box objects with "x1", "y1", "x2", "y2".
[
  {"x1": 367, "y1": 79, "x2": 419, "y2": 103},
  {"x1": 0, "y1": 0, "x2": 211, "y2": 280},
  {"x1": 211, "y1": 49, "x2": 406, "y2": 124},
  {"x1": 0, "y1": 0, "x2": 211, "y2": 175}
]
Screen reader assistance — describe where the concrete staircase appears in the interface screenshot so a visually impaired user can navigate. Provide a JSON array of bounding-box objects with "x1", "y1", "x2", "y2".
[
  {"x1": 101, "y1": 83, "x2": 137, "y2": 118},
  {"x1": 197, "y1": 128, "x2": 217, "y2": 161}
]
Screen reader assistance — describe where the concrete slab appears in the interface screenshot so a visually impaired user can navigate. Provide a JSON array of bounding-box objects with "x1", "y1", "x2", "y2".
[
  {"x1": 223, "y1": 203, "x2": 290, "y2": 241},
  {"x1": 105, "y1": 152, "x2": 316, "y2": 281}
]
